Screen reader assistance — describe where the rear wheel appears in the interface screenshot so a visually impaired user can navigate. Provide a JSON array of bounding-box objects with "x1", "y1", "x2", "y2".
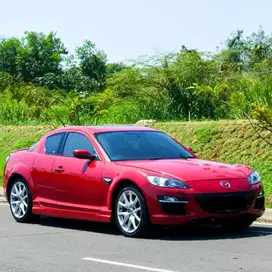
[
  {"x1": 9, "y1": 178, "x2": 38, "y2": 223},
  {"x1": 114, "y1": 185, "x2": 151, "y2": 237},
  {"x1": 221, "y1": 215, "x2": 255, "y2": 232}
]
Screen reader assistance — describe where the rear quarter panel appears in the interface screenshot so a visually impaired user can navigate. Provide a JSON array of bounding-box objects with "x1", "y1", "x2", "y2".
[{"x1": 3, "y1": 151, "x2": 36, "y2": 199}]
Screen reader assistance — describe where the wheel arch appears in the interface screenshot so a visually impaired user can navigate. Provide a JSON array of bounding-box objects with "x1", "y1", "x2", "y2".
[
  {"x1": 109, "y1": 179, "x2": 149, "y2": 223},
  {"x1": 6, "y1": 173, "x2": 28, "y2": 202}
]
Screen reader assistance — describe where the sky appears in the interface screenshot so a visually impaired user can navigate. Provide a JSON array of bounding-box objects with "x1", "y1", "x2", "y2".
[{"x1": 0, "y1": 0, "x2": 271, "y2": 63}]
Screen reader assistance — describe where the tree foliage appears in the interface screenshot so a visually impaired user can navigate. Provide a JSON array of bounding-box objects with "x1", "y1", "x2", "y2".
[
  {"x1": 0, "y1": 28, "x2": 271, "y2": 145},
  {"x1": 76, "y1": 40, "x2": 107, "y2": 92}
]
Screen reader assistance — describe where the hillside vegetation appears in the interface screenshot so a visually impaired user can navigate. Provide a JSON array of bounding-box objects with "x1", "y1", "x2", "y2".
[
  {"x1": 0, "y1": 28, "x2": 271, "y2": 135},
  {"x1": 0, "y1": 121, "x2": 271, "y2": 201}
]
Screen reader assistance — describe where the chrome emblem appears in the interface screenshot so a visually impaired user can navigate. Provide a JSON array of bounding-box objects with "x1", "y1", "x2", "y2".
[
  {"x1": 220, "y1": 181, "x2": 231, "y2": 188},
  {"x1": 103, "y1": 177, "x2": 112, "y2": 184}
]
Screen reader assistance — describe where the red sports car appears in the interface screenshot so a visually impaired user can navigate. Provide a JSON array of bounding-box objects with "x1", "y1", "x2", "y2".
[{"x1": 3, "y1": 126, "x2": 265, "y2": 237}]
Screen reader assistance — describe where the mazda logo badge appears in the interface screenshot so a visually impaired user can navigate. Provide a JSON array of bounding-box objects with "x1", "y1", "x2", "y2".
[{"x1": 220, "y1": 181, "x2": 231, "y2": 188}]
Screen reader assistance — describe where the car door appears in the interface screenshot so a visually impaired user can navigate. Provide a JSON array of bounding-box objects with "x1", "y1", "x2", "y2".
[
  {"x1": 52, "y1": 132, "x2": 108, "y2": 213},
  {"x1": 32, "y1": 132, "x2": 65, "y2": 207}
]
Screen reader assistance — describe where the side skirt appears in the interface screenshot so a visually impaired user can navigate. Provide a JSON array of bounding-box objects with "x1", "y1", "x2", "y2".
[{"x1": 32, "y1": 205, "x2": 111, "y2": 223}]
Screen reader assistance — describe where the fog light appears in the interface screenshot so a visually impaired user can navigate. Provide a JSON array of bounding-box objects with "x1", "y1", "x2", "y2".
[
  {"x1": 158, "y1": 196, "x2": 188, "y2": 204},
  {"x1": 164, "y1": 196, "x2": 178, "y2": 202}
]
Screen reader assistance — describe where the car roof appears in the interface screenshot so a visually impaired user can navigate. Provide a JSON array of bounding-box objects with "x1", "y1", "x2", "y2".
[{"x1": 51, "y1": 125, "x2": 157, "y2": 134}]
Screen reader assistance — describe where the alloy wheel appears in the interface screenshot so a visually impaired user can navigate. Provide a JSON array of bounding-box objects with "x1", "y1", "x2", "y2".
[
  {"x1": 10, "y1": 181, "x2": 28, "y2": 219},
  {"x1": 117, "y1": 190, "x2": 142, "y2": 234}
]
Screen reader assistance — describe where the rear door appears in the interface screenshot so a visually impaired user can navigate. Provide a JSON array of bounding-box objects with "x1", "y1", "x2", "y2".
[
  {"x1": 32, "y1": 132, "x2": 66, "y2": 206},
  {"x1": 52, "y1": 132, "x2": 108, "y2": 212}
]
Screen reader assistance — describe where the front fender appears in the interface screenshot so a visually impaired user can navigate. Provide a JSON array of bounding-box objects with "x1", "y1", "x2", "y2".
[{"x1": 106, "y1": 169, "x2": 148, "y2": 210}]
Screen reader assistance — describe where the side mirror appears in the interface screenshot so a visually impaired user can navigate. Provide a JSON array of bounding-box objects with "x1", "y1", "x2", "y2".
[{"x1": 73, "y1": 149, "x2": 97, "y2": 160}]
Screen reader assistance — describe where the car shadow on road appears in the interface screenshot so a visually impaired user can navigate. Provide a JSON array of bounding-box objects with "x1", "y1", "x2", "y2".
[
  {"x1": 151, "y1": 224, "x2": 272, "y2": 241},
  {"x1": 36, "y1": 216, "x2": 120, "y2": 235},
  {"x1": 34, "y1": 216, "x2": 272, "y2": 241}
]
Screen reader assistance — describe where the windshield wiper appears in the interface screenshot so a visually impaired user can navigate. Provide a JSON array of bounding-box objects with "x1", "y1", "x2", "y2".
[
  {"x1": 149, "y1": 157, "x2": 165, "y2": 160},
  {"x1": 148, "y1": 155, "x2": 195, "y2": 160},
  {"x1": 182, "y1": 156, "x2": 194, "y2": 159}
]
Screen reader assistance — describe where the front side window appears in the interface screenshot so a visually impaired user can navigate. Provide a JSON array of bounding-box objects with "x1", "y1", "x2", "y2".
[
  {"x1": 62, "y1": 132, "x2": 96, "y2": 157},
  {"x1": 95, "y1": 130, "x2": 195, "y2": 161},
  {"x1": 29, "y1": 142, "x2": 37, "y2": 152},
  {"x1": 45, "y1": 133, "x2": 64, "y2": 155}
]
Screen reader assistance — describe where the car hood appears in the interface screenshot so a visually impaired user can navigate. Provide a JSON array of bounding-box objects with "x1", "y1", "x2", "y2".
[{"x1": 114, "y1": 158, "x2": 252, "y2": 181}]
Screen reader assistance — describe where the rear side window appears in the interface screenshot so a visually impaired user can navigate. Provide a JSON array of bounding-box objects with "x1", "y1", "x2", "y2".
[
  {"x1": 62, "y1": 132, "x2": 96, "y2": 157},
  {"x1": 45, "y1": 133, "x2": 64, "y2": 155}
]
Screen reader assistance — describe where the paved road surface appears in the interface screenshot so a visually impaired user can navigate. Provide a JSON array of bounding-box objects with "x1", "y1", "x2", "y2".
[{"x1": 0, "y1": 203, "x2": 271, "y2": 272}]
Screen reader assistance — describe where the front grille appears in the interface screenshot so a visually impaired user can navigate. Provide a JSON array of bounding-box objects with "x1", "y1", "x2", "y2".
[{"x1": 195, "y1": 191, "x2": 255, "y2": 214}]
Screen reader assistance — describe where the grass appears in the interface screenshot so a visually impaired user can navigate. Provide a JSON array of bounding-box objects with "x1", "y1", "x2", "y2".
[{"x1": 0, "y1": 120, "x2": 271, "y2": 205}]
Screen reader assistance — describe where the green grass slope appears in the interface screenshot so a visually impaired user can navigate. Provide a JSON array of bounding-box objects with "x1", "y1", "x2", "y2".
[{"x1": 0, "y1": 121, "x2": 271, "y2": 202}]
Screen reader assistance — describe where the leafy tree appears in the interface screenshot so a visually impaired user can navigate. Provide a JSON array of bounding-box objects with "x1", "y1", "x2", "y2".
[
  {"x1": 76, "y1": 40, "x2": 107, "y2": 92},
  {"x1": 106, "y1": 62, "x2": 126, "y2": 75},
  {"x1": 144, "y1": 50, "x2": 218, "y2": 119},
  {"x1": 0, "y1": 37, "x2": 22, "y2": 76},
  {"x1": 0, "y1": 71, "x2": 14, "y2": 92},
  {"x1": 17, "y1": 31, "x2": 68, "y2": 83}
]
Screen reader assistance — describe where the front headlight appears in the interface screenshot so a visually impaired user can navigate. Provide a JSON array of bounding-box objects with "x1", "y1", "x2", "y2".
[
  {"x1": 146, "y1": 176, "x2": 190, "y2": 189},
  {"x1": 248, "y1": 171, "x2": 261, "y2": 185}
]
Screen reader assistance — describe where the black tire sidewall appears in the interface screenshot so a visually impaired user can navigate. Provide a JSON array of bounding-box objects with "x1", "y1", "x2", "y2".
[
  {"x1": 114, "y1": 185, "x2": 151, "y2": 238},
  {"x1": 9, "y1": 178, "x2": 34, "y2": 223}
]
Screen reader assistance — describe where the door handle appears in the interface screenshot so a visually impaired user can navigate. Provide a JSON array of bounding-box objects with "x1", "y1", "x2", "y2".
[{"x1": 54, "y1": 166, "x2": 64, "y2": 173}]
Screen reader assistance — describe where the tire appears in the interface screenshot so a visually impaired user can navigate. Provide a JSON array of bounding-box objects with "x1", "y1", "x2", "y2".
[
  {"x1": 9, "y1": 178, "x2": 38, "y2": 223},
  {"x1": 114, "y1": 185, "x2": 151, "y2": 238},
  {"x1": 221, "y1": 215, "x2": 255, "y2": 233}
]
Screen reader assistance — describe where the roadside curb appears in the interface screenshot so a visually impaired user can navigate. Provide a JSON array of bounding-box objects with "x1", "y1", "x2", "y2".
[
  {"x1": 0, "y1": 187, "x2": 4, "y2": 197},
  {"x1": 0, "y1": 187, "x2": 6, "y2": 202},
  {"x1": 0, "y1": 186, "x2": 271, "y2": 222}
]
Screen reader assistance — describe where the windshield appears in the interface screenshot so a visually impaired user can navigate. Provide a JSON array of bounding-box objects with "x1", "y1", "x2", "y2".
[{"x1": 94, "y1": 130, "x2": 194, "y2": 161}]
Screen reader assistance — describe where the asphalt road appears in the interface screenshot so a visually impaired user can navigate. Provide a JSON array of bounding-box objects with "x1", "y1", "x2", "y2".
[{"x1": 0, "y1": 203, "x2": 271, "y2": 272}]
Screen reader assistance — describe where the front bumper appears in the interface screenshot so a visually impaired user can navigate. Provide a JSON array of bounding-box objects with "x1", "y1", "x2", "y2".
[{"x1": 142, "y1": 184, "x2": 265, "y2": 225}]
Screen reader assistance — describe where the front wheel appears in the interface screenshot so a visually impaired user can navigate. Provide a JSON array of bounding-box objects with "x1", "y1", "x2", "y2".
[{"x1": 114, "y1": 185, "x2": 151, "y2": 237}]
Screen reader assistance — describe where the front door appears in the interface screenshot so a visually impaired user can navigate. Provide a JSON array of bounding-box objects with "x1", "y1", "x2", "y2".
[{"x1": 52, "y1": 132, "x2": 108, "y2": 213}]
